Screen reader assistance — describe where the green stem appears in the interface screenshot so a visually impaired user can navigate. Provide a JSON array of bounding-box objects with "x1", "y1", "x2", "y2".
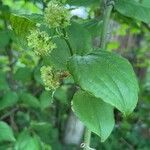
[
  {"x1": 83, "y1": 128, "x2": 91, "y2": 150},
  {"x1": 62, "y1": 28, "x2": 74, "y2": 56},
  {"x1": 100, "y1": 0, "x2": 114, "y2": 49}
]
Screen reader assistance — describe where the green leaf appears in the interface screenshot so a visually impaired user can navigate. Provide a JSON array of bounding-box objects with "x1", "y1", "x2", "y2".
[
  {"x1": 0, "y1": 91, "x2": 18, "y2": 111},
  {"x1": 115, "y1": 0, "x2": 150, "y2": 24},
  {"x1": 0, "y1": 144, "x2": 12, "y2": 150},
  {"x1": 0, "y1": 30, "x2": 10, "y2": 48},
  {"x1": 83, "y1": 19, "x2": 103, "y2": 38},
  {"x1": 10, "y1": 13, "x2": 35, "y2": 38},
  {"x1": 14, "y1": 67, "x2": 32, "y2": 83},
  {"x1": 43, "y1": 38, "x2": 70, "y2": 70},
  {"x1": 21, "y1": 14, "x2": 44, "y2": 24},
  {"x1": 15, "y1": 111, "x2": 30, "y2": 128},
  {"x1": 68, "y1": 51, "x2": 139, "y2": 115},
  {"x1": 66, "y1": 22, "x2": 92, "y2": 55},
  {"x1": 54, "y1": 86, "x2": 69, "y2": 104},
  {"x1": 34, "y1": 64, "x2": 43, "y2": 84},
  {"x1": 67, "y1": 0, "x2": 99, "y2": 6},
  {"x1": 0, "y1": 5, "x2": 10, "y2": 21},
  {"x1": 0, "y1": 72, "x2": 9, "y2": 91},
  {"x1": 19, "y1": 93, "x2": 40, "y2": 109},
  {"x1": 0, "y1": 121, "x2": 16, "y2": 143},
  {"x1": 31, "y1": 122, "x2": 58, "y2": 145},
  {"x1": 9, "y1": 13, "x2": 36, "y2": 48},
  {"x1": 141, "y1": 0, "x2": 150, "y2": 6},
  {"x1": 72, "y1": 90, "x2": 114, "y2": 142},
  {"x1": 15, "y1": 130, "x2": 42, "y2": 150},
  {"x1": 39, "y1": 91, "x2": 53, "y2": 110},
  {"x1": 42, "y1": 144, "x2": 52, "y2": 150}
]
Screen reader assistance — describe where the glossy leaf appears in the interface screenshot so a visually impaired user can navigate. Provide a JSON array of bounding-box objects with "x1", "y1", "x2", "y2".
[
  {"x1": 68, "y1": 51, "x2": 139, "y2": 115},
  {"x1": 115, "y1": 0, "x2": 150, "y2": 24},
  {"x1": 72, "y1": 90, "x2": 114, "y2": 142}
]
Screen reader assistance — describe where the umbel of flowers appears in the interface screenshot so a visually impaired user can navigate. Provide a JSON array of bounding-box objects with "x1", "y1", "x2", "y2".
[
  {"x1": 44, "y1": 0, "x2": 71, "y2": 28},
  {"x1": 27, "y1": 29, "x2": 56, "y2": 56},
  {"x1": 27, "y1": 0, "x2": 71, "y2": 90},
  {"x1": 40, "y1": 66, "x2": 60, "y2": 90}
]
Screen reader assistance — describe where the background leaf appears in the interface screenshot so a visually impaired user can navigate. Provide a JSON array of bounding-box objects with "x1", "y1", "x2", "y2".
[
  {"x1": 115, "y1": 0, "x2": 150, "y2": 24},
  {"x1": 67, "y1": 0, "x2": 99, "y2": 6},
  {"x1": 19, "y1": 93, "x2": 40, "y2": 109},
  {"x1": 31, "y1": 122, "x2": 59, "y2": 146},
  {"x1": 0, "y1": 91, "x2": 18, "y2": 111},
  {"x1": 0, "y1": 30, "x2": 10, "y2": 49},
  {"x1": 0, "y1": 121, "x2": 15, "y2": 143},
  {"x1": 14, "y1": 130, "x2": 42, "y2": 150},
  {"x1": 66, "y1": 22, "x2": 92, "y2": 55},
  {"x1": 14, "y1": 67, "x2": 32, "y2": 84},
  {"x1": 39, "y1": 91, "x2": 53, "y2": 110},
  {"x1": 0, "y1": 72, "x2": 9, "y2": 91},
  {"x1": 83, "y1": 19, "x2": 103, "y2": 38}
]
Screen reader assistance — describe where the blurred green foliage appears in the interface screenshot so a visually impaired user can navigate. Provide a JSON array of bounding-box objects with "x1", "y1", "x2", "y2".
[{"x1": 0, "y1": 0, "x2": 150, "y2": 149}]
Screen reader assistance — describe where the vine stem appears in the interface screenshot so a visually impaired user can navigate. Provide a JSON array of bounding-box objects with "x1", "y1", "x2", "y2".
[
  {"x1": 62, "y1": 28, "x2": 74, "y2": 56},
  {"x1": 100, "y1": 0, "x2": 114, "y2": 49},
  {"x1": 83, "y1": 128, "x2": 92, "y2": 150},
  {"x1": 81, "y1": 127, "x2": 95, "y2": 150},
  {"x1": 82, "y1": 1, "x2": 114, "y2": 149}
]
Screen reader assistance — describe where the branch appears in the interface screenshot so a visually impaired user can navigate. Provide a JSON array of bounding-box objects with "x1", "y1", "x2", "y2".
[
  {"x1": 62, "y1": 28, "x2": 74, "y2": 56},
  {"x1": 0, "y1": 107, "x2": 19, "y2": 120},
  {"x1": 100, "y1": 0, "x2": 114, "y2": 49}
]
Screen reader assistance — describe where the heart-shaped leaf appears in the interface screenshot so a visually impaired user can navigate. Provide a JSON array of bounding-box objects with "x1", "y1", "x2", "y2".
[
  {"x1": 72, "y1": 90, "x2": 114, "y2": 142},
  {"x1": 68, "y1": 51, "x2": 139, "y2": 115}
]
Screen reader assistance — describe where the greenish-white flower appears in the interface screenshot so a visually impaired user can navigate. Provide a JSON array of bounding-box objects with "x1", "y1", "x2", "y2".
[
  {"x1": 44, "y1": 1, "x2": 71, "y2": 28},
  {"x1": 40, "y1": 66, "x2": 60, "y2": 90},
  {"x1": 27, "y1": 29, "x2": 56, "y2": 56}
]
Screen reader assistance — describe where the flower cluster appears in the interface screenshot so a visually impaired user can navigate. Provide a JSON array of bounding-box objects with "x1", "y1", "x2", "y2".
[
  {"x1": 44, "y1": 1, "x2": 71, "y2": 28},
  {"x1": 40, "y1": 66, "x2": 60, "y2": 90},
  {"x1": 27, "y1": 29, "x2": 56, "y2": 56}
]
